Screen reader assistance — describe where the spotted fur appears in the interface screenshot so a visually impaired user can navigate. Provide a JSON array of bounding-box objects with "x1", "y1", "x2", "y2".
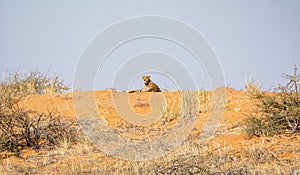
[
  {"x1": 128, "y1": 76, "x2": 161, "y2": 93},
  {"x1": 141, "y1": 76, "x2": 161, "y2": 92}
]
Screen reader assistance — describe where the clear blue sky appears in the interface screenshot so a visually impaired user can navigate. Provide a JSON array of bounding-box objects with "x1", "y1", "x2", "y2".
[{"x1": 1, "y1": 1, "x2": 300, "y2": 91}]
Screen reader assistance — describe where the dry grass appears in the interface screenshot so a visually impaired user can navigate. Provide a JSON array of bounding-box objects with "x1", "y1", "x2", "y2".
[
  {"x1": 1, "y1": 136, "x2": 299, "y2": 174},
  {"x1": 199, "y1": 90, "x2": 211, "y2": 113},
  {"x1": 1, "y1": 91, "x2": 299, "y2": 174},
  {"x1": 244, "y1": 70, "x2": 262, "y2": 99},
  {"x1": 0, "y1": 70, "x2": 299, "y2": 174},
  {"x1": 0, "y1": 70, "x2": 69, "y2": 97}
]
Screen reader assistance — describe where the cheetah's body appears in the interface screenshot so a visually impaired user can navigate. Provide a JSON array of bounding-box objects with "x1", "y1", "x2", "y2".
[
  {"x1": 128, "y1": 76, "x2": 161, "y2": 93},
  {"x1": 141, "y1": 76, "x2": 161, "y2": 92}
]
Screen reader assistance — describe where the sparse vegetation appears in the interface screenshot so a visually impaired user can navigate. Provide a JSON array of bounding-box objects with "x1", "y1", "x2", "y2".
[
  {"x1": 1, "y1": 138, "x2": 298, "y2": 174},
  {"x1": 0, "y1": 108, "x2": 79, "y2": 153},
  {"x1": 244, "y1": 70, "x2": 262, "y2": 99},
  {"x1": 0, "y1": 70, "x2": 299, "y2": 174},
  {"x1": 0, "y1": 70, "x2": 69, "y2": 97},
  {"x1": 199, "y1": 89, "x2": 211, "y2": 112},
  {"x1": 0, "y1": 70, "x2": 77, "y2": 155},
  {"x1": 245, "y1": 64, "x2": 300, "y2": 137}
]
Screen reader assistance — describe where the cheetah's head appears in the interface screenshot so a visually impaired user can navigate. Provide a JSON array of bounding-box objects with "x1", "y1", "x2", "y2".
[{"x1": 142, "y1": 76, "x2": 151, "y2": 85}]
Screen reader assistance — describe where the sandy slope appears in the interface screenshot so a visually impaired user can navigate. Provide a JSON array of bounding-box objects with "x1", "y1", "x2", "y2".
[
  {"x1": 1, "y1": 88, "x2": 299, "y2": 173},
  {"x1": 19, "y1": 89, "x2": 300, "y2": 156}
]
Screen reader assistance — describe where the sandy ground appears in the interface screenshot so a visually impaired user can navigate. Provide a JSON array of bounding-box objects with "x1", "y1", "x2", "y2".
[
  {"x1": 1, "y1": 88, "x2": 299, "y2": 174},
  {"x1": 19, "y1": 88, "x2": 300, "y2": 156}
]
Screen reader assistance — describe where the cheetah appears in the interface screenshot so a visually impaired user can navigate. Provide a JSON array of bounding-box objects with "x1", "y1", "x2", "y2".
[{"x1": 128, "y1": 76, "x2": 161, "y2": 93}]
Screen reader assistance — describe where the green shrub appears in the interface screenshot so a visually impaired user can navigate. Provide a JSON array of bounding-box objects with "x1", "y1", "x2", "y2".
[{"x1": 245, "y1": 64, "x2": 300, "y2": 137}]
